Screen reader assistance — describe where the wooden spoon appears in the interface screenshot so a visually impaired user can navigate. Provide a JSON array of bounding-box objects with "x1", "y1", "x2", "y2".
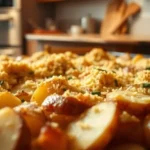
[
  {"x1": 101, "y1": 0, "x2": 127, "y2": 36},
  {"x1": 111, "y1": 2, "x2": 141, "y2": 34}
]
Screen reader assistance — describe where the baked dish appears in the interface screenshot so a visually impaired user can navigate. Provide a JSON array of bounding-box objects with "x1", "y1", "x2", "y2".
[{"x1": 0, "y1": 48, "x2": 149, "y2": 150}]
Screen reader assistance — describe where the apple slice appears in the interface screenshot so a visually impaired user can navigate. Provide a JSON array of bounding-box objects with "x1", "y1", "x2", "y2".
[
  {"x1": 0, "y1": 107, "x2": 31, "y2": 150},
  {"x1": 0, "y1": 91, "x2": 21, "y2": 108},
  {"x1": 106, "y1": 90, "x2": 150, "y2": 115},
  {"x1": 31, "y1": 77, "x2": 70, "y2": 105},
  {"x1": 67, "y1": 102, "x2": 119, "y2": 150}
]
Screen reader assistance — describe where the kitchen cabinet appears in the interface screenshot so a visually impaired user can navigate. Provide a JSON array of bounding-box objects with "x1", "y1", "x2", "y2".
[
  {"x1": 36, "y1": 0, "x2": 88, "y2": 2},
  {"x1": 36, "y1": 0, "x2": 64, "y2": 2}
]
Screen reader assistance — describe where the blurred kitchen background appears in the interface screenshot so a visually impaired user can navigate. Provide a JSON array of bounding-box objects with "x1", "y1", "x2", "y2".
[{"x1": 1, "y1": 0, "x2": 150, "y2": 56}]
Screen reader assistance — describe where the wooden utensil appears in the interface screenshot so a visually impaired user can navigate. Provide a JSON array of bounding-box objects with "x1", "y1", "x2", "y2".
[
  {"x1": 111, "y1": 2, "x2": 141, "y2": 34},
  {"x1": 101, "y1": 0, "x2": 127, "y2": 36}
]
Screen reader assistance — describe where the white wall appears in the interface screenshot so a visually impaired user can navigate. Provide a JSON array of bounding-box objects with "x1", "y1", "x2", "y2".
[
  {"x1": 55, "y1": 0, "x2": 150, "y2": 35},
  {"x1": 129, "y1": 0, "x2": 150, "y2": 35},
  {"x1": 55, "y1": 0, "x2": 109, "y2": 32}
]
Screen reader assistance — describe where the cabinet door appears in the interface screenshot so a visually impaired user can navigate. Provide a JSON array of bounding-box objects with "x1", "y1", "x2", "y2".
[{"x1": 36, "y1": 0, "x2": 64, "y2": 2}]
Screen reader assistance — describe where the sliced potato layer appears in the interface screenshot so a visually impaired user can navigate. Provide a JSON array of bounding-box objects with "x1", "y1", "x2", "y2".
[
  {"x1": 0, "y1": 107, "x2": 31, "y2": 150},
  {"x1": 106, "y1": 90, "x2": 150, "y2": 115},
  {"x1": 14, "y1": 102, "x2": 46, "y2": 137},
  {"x1": 143, "y1": 114, "x2": 150, "y2": 148},
  {"x1": 108, "y1": 143, "x2": 146, "y2": 150},
  {"x1": 67, "y1": 102, "x2": 119, "y2": 150},
  {"x1": 34, "y1": 124, "x2": 68, "y2": 150}
]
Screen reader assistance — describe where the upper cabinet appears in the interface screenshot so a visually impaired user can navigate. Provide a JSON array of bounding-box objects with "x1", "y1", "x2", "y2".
[{"x1": 36, "y1": 0, "x2": 64, "y2": 2}]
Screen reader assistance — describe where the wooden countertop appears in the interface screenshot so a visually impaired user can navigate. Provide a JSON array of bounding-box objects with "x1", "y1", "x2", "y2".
[{"x1": 25, "y1": 34, "x2": 150, "y2": 44}]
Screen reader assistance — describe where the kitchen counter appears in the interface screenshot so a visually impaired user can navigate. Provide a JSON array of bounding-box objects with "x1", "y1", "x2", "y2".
[{"x1": 25, "y1": 34, "x2": 150, "y2": 55}]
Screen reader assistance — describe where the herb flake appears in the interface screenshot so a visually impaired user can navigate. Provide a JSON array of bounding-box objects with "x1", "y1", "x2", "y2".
[
  {"x1": 21, "y1": 99, "x2": 25, "y2": 103},
  {"x1": 146, "y1": 67, "x2": 150, "y2": 70},
  {"x1": 0, "y1": 80, "x2": 4, "y2": 86},
  {"x1": 142, "y1": 83, "x2": 150, "y2": 88},
  {"x1": 91, "y1": 91, "x2": 101, "y2": 96},
  {"x1": 67, "y1": 77, "x2": 73, "y2": 80},
  {"x1": 94, "y1": 67, "x2": 107, "y2": 73},
  {"x1": 112, "y1": 71, "x2": 116, "y2": 73}
]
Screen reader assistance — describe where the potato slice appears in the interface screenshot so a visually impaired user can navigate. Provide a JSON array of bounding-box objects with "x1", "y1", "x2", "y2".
[
  {"x1": 106, "y1": 90, "x2": 150, "y2": 115},
  {"x1": 143, "y1": 114, "x2": 150, "y2": 148},
  {"x1": 67, "y1": 102, "x2": 119, "y2": 150},
  {"x1": 49, "y1": 113, "x2": 76, "y2": 129},
  {"x1": 114, "y1": 111, "x2": 144, "y2": 144},
  {"x1": 14, "y1": 102, "x2": 46, "y2": 137},
  {"x1": 42, "y1": 94, "x2": 89, "y2": 116},
  {"x1": 108, "y1": 143, "x2": 146, "y2": 150},
  {"x1": 0, "y1": 91, "x2": 21, "y2": 108},
  {"x1": 33, "y1": 123, "x2": 68, "y2": 150},
  {"x1": 0, "y1": 107, "x2": 31, "y2": 150}
]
